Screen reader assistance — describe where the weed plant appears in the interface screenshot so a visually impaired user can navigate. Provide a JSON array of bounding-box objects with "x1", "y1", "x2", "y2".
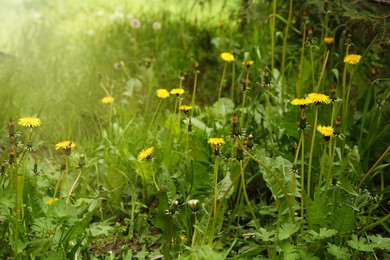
[{"x1": 0, "y1": 0, "x2": 389, "y2": 259}]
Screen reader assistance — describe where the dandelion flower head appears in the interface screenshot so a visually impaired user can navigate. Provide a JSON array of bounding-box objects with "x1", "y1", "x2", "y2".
[
  {"x1": 156, "y1": 89, "x2": 170, "y2": 99},
  {"x1": 130, "y1": 18, "x2": 141, "y2": 29},
  {"x1": 208, "y1": 138, "x2": 225, "y2": 146},
  {"x1": 324, "y1": 37, "x2": 334, "y2": 45},
  {"x1": 243, "y1": 60, "x2": 254, "y2": 67},
  {"x1": 180, "y1": 235, "x2": 188, "y2": 244},
  {"x1": 55, "y1": 141, "x2": 76, "y2": 151},
  {"x1": 179, "y1": 105, "x2": 192, "y2": 113},
  {"x1": 18, "y1": 117, "x2": 41, "y2": 128},
  {"x1": 290, "y1": 97, "x2": 313, "y2": 106},
  {"x1": 317, "y1": 125, "x2": 334, "y2": 136},
  {"x1": 170, "y1": 88, "x2": 185, "y2": 96},
  {"x1": 101, "y1": 96, "x2": 114, "y2": 104},
  {"x1": 344, "y1": 54, "x2": 361, "y2": 65},
  {"x1": 307, "y1": 93, "x2": 331, "y2": 104},
  {"x1": 220, "y1": 52, "x2": 234, "y2": 62},
  {"x1": 152, "y1": 22, "x2": 162, "y2": 30},
  {"x1": 138, "y1": 147, "x2": 154, "y2": 161}
]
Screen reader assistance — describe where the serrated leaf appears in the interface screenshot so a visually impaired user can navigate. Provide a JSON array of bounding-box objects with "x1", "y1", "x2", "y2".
[
  {"x1": 327, "y1": 243, "x2": 351, "y2": 259},
  {"x1": 279, "y1": 222, "x2": 299, "y2": 240},
  {"x1": 331, "y1": 206, "x2": 355, "y2": 236},
  {"x1": 347, "y1": 234, "x2": 374, "y2": 252},
  {"x1": 256, "y1": 228, "x2": 275, "y2": 242},
  {"x1": 318, "y1": 228, "x2": 338, "y2": 239},
  {"x1": 368, "y1": 234, "x2": 390, "y2": 250},
  {"x1": 280, "y1": 241, "x2": 300, "y2": 260}
]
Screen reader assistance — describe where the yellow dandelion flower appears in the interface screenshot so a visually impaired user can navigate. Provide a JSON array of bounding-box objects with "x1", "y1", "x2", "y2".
[
  {"x1": 220, "y1": 52, "x2": 234, "y2": 62},
  {"x1": 208, "y1": 138, "x2": 225, "y2": 146},
  {"x1": 344, "y1": 54, "x2": 361, "y2": 65},
  {"x1": 307, "y1": 93, "x2": 331, "y2": 104},
  {"x1": 324, "y1": 37, "x2": 334, "y2": 45},
  {"x1": 156, "y1": 89, "x2": 170, "y2": 99},
  {"x1": 55, "y1": 141, "x2": 76, "y2": 151},
  {"x1": 18, "y1": 117, "x2": 41, "y2": 128},
  {"x1": 180, "y1": 235, "x2": 188, "y2": 244},
  {"x1": 243, "y1": 60, "x2": 254, "y2": 67},
  {"x1": 170, "y1": 88, "x2": 185, "y2": 96},
  {"x1": 101, "y1": 96, "x2": 114, "y2": 104},
  {"x1": 290, "y1": 98, "x2": 313, "y2": 106},
  {"x1": 317, "y1": 125, "x2": 334, "y2": 136},
  {"x1": 179, "y1": 105, "x2": 192, "y2": 113},
  {"x1": 138, "y1": 147, "x2": 154, "y2": 161},
  {"x1": 45, "y1": 198, "x2": 59, "y2": 205}
]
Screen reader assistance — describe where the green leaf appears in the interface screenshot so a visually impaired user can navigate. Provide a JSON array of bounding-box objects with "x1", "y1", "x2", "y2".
[
  {"x1": 280, "y1": 241, "x2": 300, "y2": 260},
  {"x1": 190, "y1": 117, "x2": 212, "y2": 135},
  {"x1": 88, "y1": 222, "x2": 114, "y2": 237},
  {"x1": 347, "y1": 234, "x2": 374, "y2": 252},
  {"x1": 256, "y1": 228, "x2": 275, "y2": 242},
  {"x1": 327, "y1": 243, "x2": 351, "y2": 259},
  {"x1": 278, "y1": 222, "x2": 299, "y2": 240},
  {"x1": 308, "y1": 228, "x2": 338, "y2": 240},
  {"x1": 211, "y1": 98, "x2": 234, "y2": 120},
  {"x1": 368, "y1": 234, "x2": 390, "y2": 250},
  {"x1": 331, "y1": 206, "x2": 355, "y2": 236},
  {"x1": 217, "y1": 172, "x2": 233, "y2": 200}
]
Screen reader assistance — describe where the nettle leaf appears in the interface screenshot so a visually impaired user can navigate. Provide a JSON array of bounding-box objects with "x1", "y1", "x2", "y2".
[
  {"x1": 278, "y1": 222, "x2": 299, "y2": 240},
  {"x1": 368, "y1": 234, "x2": 390, "y2": 250},
  {"x1": 331, "y1": 206, "x2": 355, "y2": 236},
  {"x1": 347, "y1": 234, "x2": 374, "y2": 252},
  {"x1": 327, "y1": 243, "x2": 351, "y2": 259},
  {"x1": 256, "y1": 228, "x2": 275, "y2": 242}
]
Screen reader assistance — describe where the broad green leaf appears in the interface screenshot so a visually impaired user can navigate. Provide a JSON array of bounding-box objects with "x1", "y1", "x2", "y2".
[
  {"x1": 88, "y1": 222, "x2": 114, "y2": 237},
  {"x1": 278, "y1": 222, "x2": 299, "y2": 240},
  {"x1": 327, "y1": 243, "x2": 351, "y2": 259},
  {"x1": 347, "y1": 234, "x2": 374, "y2": 252},
  {"x1": 318, "y1": 228, "x2": 338, "y2": 239},
  {"x1": 212, "y1": 98, "x2": 234, "y2": 120},
  {"x1": 331, "y1": 206, "x2": 355, "y2": 236},
  {"x1": 190, "y1": 117, "x2": 212, "y2": 135}
]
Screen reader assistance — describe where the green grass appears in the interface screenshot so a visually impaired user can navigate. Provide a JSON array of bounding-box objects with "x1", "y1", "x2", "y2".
[{"x1": 0, "y1": 0, "x2": 389, "y2": 259}]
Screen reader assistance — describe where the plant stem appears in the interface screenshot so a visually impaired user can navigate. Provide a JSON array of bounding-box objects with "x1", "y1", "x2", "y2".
[
  {"x1": 67, "y1": 168, "x2": 83, "y2": 204},
  {"x1": 230, "y1": 62, "x2": 236, "y2": 103},
  {"x1": 318, "y1": 142, "x2": 327, "y2": 187},
  {"x1": 218, "y1": 62, "x2": 228, "y2": 102},
  {"x1": 240, "y1": 161, "x2": 259, "y2": 228},
  {"x1": 356, "y1": 146, "x2": 390, "y2": 191},
  {"x1": 315, "y1": 50, "x2": 329, "y2": 93},
  {"x1": 240, "y1": 71, "x2": 249, "y2": 128},
  {"x1": 296, "y1": 23, "x2": 307, "y2": 97},
  {"x1": 280, "y1": 0, "x2": 293, "y2": 108},
  {"x1": 270, "y1": 0, "x2": 277, "y2": 74},
  {"x1": 307, "y1": 105, "x2": 319, "y2": 198},
  {"x1": 191, "y1": 71, "x2": 199, "y2": 108},
  {"x1": 149, "y1": 99, "x2": 162, "y2": 130}
]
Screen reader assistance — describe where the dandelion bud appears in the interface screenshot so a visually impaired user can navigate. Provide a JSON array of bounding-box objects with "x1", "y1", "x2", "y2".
[
  {"x1": 231, "y1": 113, "x2": 241, "y2": 137},
  {"x1": 165, "y1": 200, "x2": 179, "y2": 215},
  {"x1": 308, "y1": 25, "x2": 313, "y2": 36},
  {"x1": 263, "y1": 69, "x2": 271, "y2": 88},
  {"x1": 236, "y1": 143, "x2": 244, "y2": 161},
  {"x1": 187, "y1": 199, "x2": 200, "y2": 214},
  {"x1": 60, "y1": 163, "x2": 66, "y2": 172},
  {"x1": 78, "y1": 155, "x2": 86, "y2": 169},
  {"x1": 9, "y1": 145, "x2": 16, "y2": 165},
  {"x1": 33, "y1": 160, "x2": 38, "y2": 174},
  {"x1": 244, "y1": 134, "x2": 254, "y2": 150},
  {"x1": 329, "y1": 84, "x2": 339, "y2": 102},
  {"x1": 8, "y1": 118, "x2": 15, "y2": 139},
  {"x1": 27, "y1": 141, "x2": 33, "y2": 152},
  {"x1": 298, "y1": 108, "x2": 307, "y2": 130},
  {"x1": 333, "y1": 116, "x2": 341, "y2": 136},
  {"x1": 370, "y1": 66, "x2": 376, "y2": 76}
]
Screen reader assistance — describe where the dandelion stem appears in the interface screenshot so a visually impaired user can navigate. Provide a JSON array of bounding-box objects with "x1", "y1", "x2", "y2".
[
  {"x1": 230, "y1": 61, "x2": 236, "y2": 103},
  {"x1": 240, "y1": 161, "x2": 259, "y2": 228},
  {"x1": 191, "y1": 71, "x2": 199, "y2": 108},
  {"x1": 67, "y1": 168, "x2": 83, "y2": 204},
  {"x1": 240, "y1": 71, "x2": 249, "y2": 128},
  {"x1": 307, "y1": 105, "x2": 319, "y2": 198},
  {"x1": 270, "y1": 0, "x2": 277, "y2": 74},
  {"x1": 315, "y1": 50, "x2": 329, "y2": 93},
  {"x1": 296, "y1": 22, "x2": 307, "y2": 97},
  {"x1": 318, "y1": 142, "x2": 327, "y2": 187},
  {"x1": 149, "y1": 99, "x2": 162, "y2": 130},
  {"x1": 218, "y1": 62, "x2": 228, "y2": 102}
]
